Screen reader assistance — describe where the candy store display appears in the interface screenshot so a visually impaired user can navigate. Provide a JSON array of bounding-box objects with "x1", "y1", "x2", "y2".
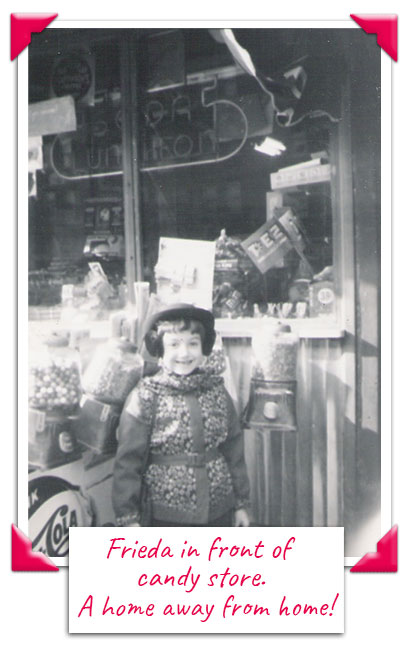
[
  {"x1": 82, "y1": 337, "x2": 143, "y2": 406},
  {"x1": 251, "y1": 322, "x2": 299, "y2": 382},
  {"x1": 29, "y1": 334, "x2": 82, "y2": 413},
  {"x1": 213, "y1": 229, "x2": 263, "y2": 318},
  {"x1": 244, "y1": 322, "x2": 300, "y2": 432}
]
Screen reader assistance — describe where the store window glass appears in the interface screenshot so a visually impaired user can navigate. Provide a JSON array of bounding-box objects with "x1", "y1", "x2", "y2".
[
  {"x1": 29, "y1": 31, "x2": 126, "y2": 323},
  {"x1": 28, "y1": 27, "x2": 346, "y2": 327},
  {"x1": 137, "y1": 28, "x2": 342, "y2": 323}
]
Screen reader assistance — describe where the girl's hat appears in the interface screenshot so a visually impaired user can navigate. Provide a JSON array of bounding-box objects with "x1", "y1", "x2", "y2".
[{"x1": 143, "y1": 303, "x2": 216, "y2": 357}]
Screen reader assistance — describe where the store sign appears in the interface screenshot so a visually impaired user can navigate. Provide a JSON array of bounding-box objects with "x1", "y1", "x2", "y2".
[
  {"x1": 141, "y1": 79, "x2": 255, "y2": 169},
  {"x1": 50, "y1": 98, "x2": 122, "y2": 177},
  {"x1": 142, "y1": 88, "x2": 217, "y2": 165},
  {"x1": 270, "y1": 163, "x2": 331, "y2": 190},
  {"x1": 50, "y1": 53, "x2": 95, "y2": 105},
  {"x1": 29, "y1": 476, "x2": 93, "y2": 557}
]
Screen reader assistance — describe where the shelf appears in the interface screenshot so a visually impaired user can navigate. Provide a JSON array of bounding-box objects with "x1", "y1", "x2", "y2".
[
  {"x1": 29, "y1": 315, "x2": 345, "y2": 342},
  {"x1": 28, "y1": 318, "x2": 112, "y2": 344},
  {"x1": 215, "y1": 317, "x2": 345, "y2": 340}
]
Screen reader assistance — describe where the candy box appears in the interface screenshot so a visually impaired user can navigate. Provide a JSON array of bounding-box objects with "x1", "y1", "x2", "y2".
[
  {"x1": 28, "y1": 409, "x2": 81, "y2": 469},
  {"x1": 73, "y1": 395, "x2": 121, "y2": 454}
]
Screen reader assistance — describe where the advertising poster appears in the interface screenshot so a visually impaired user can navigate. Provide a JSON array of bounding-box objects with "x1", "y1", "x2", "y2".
[{"x1": 2, "y1": 3, "x2": 404, "y2": 652}]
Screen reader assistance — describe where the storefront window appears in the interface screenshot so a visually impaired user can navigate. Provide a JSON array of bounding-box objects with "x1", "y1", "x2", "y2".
[
  {"x1": 29, "y1": 32, "x2": 126, "y2": 322},
  {"x1": 28, "y1": 27, "x2": 346, "y2": 328},
  {"x1": 136, "y1": 29, "x2": 341, "y2": 324}
]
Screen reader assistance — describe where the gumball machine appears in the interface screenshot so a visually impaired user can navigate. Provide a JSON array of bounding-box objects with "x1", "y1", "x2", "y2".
[
  {"x1": 243, "y1": 322, "x2": 300, "y2": 526},
  {"x1": 244, "y1": 322, "x2": 299, "y2": 431},
  {"x1": 28, "y1": 333, "x2": 83, "y2": 469}
]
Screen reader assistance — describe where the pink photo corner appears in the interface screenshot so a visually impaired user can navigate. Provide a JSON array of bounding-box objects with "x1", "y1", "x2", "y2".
[
  {"x1": 11, "y1": 13, "x2": 398, "y2": 572},
  {"x1": 12, "y1": 524, "x2": 59, "y2": 571},
  {"x1": 10, "y1": 13, "x2": 58, "y2": 61},
  {"x1": 350, "y1": 526, "x2": 398, "y2": 573}
]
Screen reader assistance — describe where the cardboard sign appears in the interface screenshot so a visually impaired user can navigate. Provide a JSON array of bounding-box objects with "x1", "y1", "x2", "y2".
[
  {"x1": 241, "y1": 208, "x2": 309, "y2": 274},
  {"x1": 241, "y1": 212, "x2": 294, "y2": 273},
  {"x1": 154, "y1": 237, "x2": 215, "y2": 309},
  {"x1": 29, "y1": 96, "x2": 77, "y2": 137}
]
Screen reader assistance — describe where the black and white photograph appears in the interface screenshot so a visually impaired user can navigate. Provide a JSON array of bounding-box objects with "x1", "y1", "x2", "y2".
[{"x1": 24, "y1": 24, "x2": 383, "y2": 562}]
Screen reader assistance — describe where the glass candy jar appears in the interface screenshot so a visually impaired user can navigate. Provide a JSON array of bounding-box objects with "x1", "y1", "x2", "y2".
[
  {"x1": 29, "y1": 334, "x2": 82, "y2": 414},
  {"x1": 82, "y1": 337, "x2": 143, "y2": 405},
  {"x1": 251, "y1": 322, "x2": 299, "y2": 382}
]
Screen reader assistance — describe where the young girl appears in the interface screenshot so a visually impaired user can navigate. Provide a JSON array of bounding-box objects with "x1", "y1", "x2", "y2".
[{"x1": 112, "y1": 303, "x2": 250, "y2": 527}]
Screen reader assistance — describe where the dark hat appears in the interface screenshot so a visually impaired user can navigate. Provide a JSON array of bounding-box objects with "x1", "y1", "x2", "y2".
[{"x1": 143, "y1": 303, "x2": 216, "y2": 357}]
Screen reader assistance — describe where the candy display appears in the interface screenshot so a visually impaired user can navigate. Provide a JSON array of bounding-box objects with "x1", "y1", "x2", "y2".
[
  {"x1": 244, "y1": 322, "x2": 299, "y2": 432},
  {"x1": 29, "y1": 335, "x2": 82, "y2": 413},
  {"x1": 213, "y1": 229, "x2": 263, "y2": 318},
  {"x1": 28, "y1": 262, "x2": 87, "y2": 307},
  {"x1": 28, "y1": 270, "x2": 63, "y2": 306},
  {"x1": 251, "y1": 322, "x2": 299, "y2": 382},
  {"x1": 82, "y1": 337, "x2": 143, "y2": 405},
  {"x1": 29, "y1": 362, "x2": 81, "y2": 412}
]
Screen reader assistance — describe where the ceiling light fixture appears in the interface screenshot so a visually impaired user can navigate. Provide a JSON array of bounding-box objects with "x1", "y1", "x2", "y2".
[{"x1": 254, "y1": 137, "x2": 286, "y2": 157}]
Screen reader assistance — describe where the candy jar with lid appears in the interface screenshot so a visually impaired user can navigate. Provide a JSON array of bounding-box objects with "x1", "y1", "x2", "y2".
[
  {"x1": 29, "y1": 333, "x2": 82, "y2": 414},
  {"x1": 251, "y1": 321, "x2": 299, "y2": 382},
  {"x1": 82, "y1": 337, "x2": 144, "y2": 406}
]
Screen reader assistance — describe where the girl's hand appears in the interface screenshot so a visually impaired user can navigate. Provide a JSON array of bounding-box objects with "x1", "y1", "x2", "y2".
[{"x1": 234, "y1": 508, "x2": 250, "y2": 527}]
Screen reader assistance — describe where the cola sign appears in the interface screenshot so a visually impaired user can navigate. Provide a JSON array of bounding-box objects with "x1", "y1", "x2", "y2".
[{"x1": 29, "y1": 476, "x2": 94, "y2": 557}]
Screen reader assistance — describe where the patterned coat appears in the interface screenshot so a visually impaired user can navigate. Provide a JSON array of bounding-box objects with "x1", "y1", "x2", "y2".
[{"x1": 112, "y1": 366, "x2": 250, "y2": 525}]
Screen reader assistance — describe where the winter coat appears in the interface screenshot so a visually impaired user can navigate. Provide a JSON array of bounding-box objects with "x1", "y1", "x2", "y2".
[{"x1": 112, "y1": 366, "x2": 250, "y2": 525}]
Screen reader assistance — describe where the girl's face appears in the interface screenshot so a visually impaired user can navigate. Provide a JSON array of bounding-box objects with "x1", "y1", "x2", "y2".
[{"x1": 162, "y1": 329, "x2": 204, "y2": 376}]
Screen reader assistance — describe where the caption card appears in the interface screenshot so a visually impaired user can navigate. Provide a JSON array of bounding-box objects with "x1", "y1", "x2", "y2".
[{"x1": 69, "y1": 527, "x2": 344, "y2": 634}]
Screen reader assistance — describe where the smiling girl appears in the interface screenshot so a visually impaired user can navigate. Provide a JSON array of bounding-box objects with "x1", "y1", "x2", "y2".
[{"x1": 112, "y1": 303, "x2": 250, "y2": 528}]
